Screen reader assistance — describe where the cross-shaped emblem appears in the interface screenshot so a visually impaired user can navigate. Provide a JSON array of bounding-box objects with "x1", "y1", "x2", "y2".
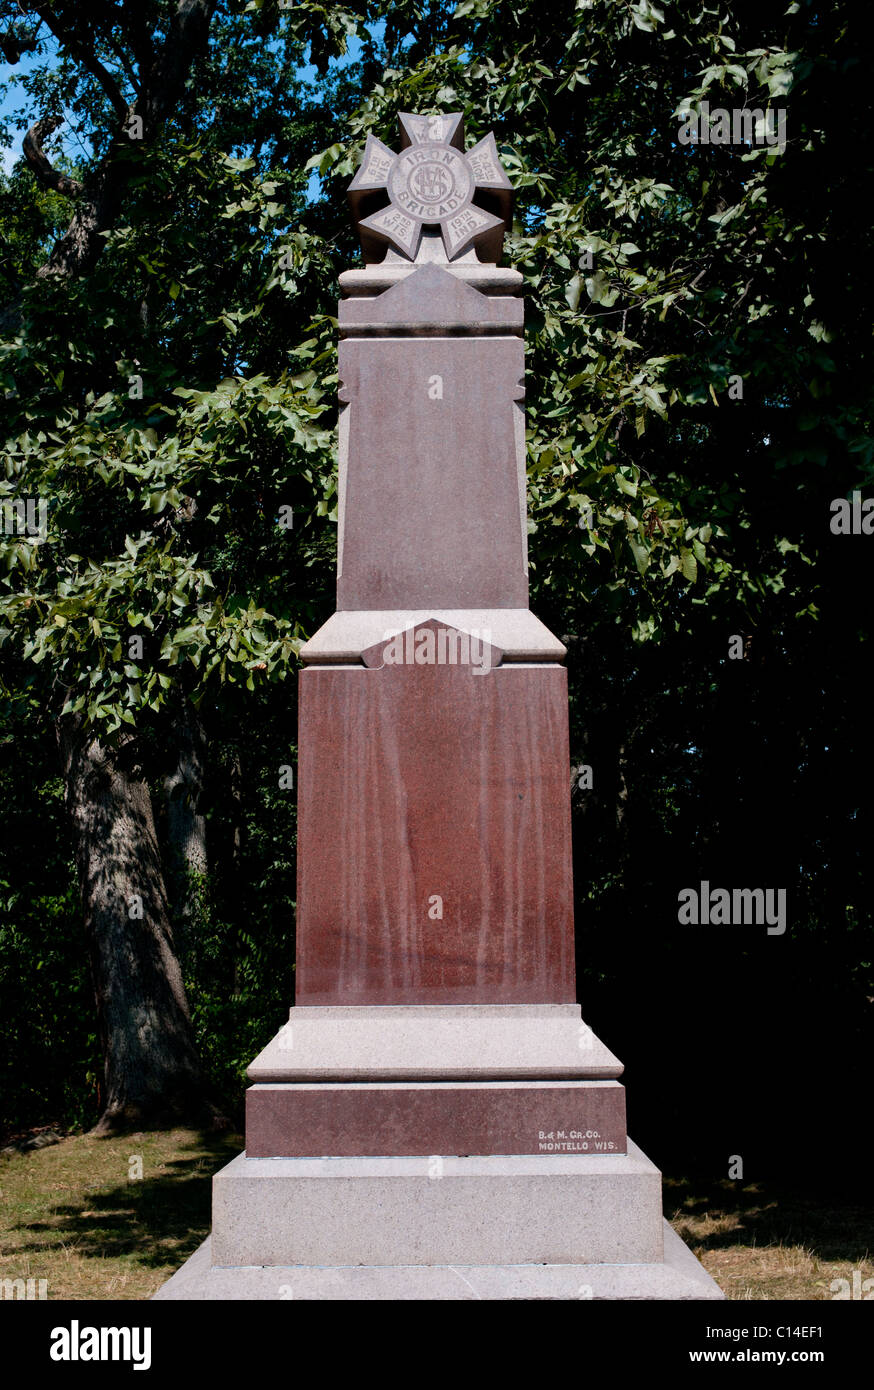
[{"x1": 347, "y1": 112, "x2": 513, "y2": 264}]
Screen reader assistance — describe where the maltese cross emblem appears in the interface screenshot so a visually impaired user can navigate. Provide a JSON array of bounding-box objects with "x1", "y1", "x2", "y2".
[{"x1": 347, "y1": 112, "x2": 513, "y2": 264}]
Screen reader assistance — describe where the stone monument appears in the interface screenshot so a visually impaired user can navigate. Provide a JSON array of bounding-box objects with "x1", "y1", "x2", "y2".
[{"x1": 156, "y1": 113, "x2": 723, "y2": 1300}]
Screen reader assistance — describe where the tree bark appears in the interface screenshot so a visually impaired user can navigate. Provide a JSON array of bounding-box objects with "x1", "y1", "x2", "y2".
[
  {"x1": 163, "y1": 701, "x2": 209, "y2": 930},
  {"x1": 57, "y1": 715, "x2": 214, "y2": 1133}
]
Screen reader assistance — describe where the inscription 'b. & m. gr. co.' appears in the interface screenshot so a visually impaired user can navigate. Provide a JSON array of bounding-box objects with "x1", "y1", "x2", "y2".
[{"x1": 538, "y1": 1129, "x2": 618, "y2": 1153}]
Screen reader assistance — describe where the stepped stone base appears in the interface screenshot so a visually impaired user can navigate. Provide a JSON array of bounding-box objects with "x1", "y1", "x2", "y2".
[
  {"x1": 152, "y1": 1140, "x2": 724, "y2": 1300},
  {"x1": 211, "y1": 1144, "x2": 661, "y2": 1266},
  {"x1": 154, "y1": 1007, "x2": 723, "y2": 1300},
  {"x1": 153, "y1": 1222, "x2": 722, "y2": 1301},
  {"x1": 246, "y1": 1004, "x2": 623, "y2": 1081}
]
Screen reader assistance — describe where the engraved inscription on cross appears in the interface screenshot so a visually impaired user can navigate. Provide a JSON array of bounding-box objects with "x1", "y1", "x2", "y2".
[{"x1": 347, "y1": 112, "x2": 513, "y2": 264}]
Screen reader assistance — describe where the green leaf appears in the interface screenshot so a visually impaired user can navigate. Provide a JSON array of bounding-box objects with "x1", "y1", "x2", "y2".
[
  {"x1": 679, "y1": 549, "x2": 698, "y2": 583},
  {"x1": 565, "y1": 274, "x2": 582, "y2": 312}
]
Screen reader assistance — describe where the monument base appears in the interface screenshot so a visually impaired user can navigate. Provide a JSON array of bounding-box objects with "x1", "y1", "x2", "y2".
[
  {"x1": 153, "y1": 1010, "x2": 722, "y2": 1299},
  {"x1": 152, "y1": 1140, "x2": 723, "y2": 1301},
  {"x1": 154, "y1": 1223, "x2": 720, "y2": 1302}
]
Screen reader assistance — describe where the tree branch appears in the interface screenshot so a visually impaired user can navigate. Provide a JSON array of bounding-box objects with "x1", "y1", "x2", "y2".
[
  {"x1": 8, "y1": 0, "x2": 217, "y2": 295},
  {"x1": 22, "y1": 116, "x2": 84, "y2": 197},
  {"x1": 140, "y1": 0, "x2": 216, "y2": 133},
  {"x1": 31, "y1": 2, "x2": 129, "y2": 119},
  {"x1": 103, "y1": 29, "x2": 141, "y2": 97}
]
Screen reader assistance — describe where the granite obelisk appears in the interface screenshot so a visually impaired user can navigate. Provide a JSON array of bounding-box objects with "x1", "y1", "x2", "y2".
[{"x1": 156, "y1": 114, "x2": 723, "y2": 1299}]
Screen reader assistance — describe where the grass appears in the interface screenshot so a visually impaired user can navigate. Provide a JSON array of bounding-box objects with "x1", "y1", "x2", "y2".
[
  {"x1": 665, "y1": 1174, "x2": 874, "y2": 1300},
  {"x1": 0, "y1": 1128, "x2": 240, "y2": 1300},
  {"x1": 1, "y1": 1132, "x2": 871, "y2": 1299}
]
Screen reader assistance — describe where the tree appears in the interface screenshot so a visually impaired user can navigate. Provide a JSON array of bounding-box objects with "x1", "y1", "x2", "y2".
[{"x1": 0, "y1": 0, "x2": 347, "y2": 1129}]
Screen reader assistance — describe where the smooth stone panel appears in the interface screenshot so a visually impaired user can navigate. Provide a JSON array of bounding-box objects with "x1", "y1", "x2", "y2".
[
  {"x1": 209, "y1": 1141, "x2": 663, "y2": 1268},
  {"x1": 247, "y1": 1006, "x2": 624, "y2": 1082},
  {"x1": 153, "y1": 1222, "x2": 724, "y2": 1300},
  {"x1": 295, "y1": 663, "x2": 575, "y2": 1005},
  {"x1": 337, "y1": 336, "x2": 527, "y2": 610},
  {"x1": 245, "y1": 1080, "x2": 627, "y2": 1157}
]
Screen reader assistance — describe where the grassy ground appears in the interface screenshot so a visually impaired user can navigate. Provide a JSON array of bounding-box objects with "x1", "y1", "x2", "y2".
[
  {"x1": 665, "y1": 1174, "x2": 873, "y2": 1301},
  {"x1": 1, "y1": 1131, "x2": 871, "y2": 1299},
  {"x1": 0, "y1": 1128, "x2": 240, "y2": 1300}
]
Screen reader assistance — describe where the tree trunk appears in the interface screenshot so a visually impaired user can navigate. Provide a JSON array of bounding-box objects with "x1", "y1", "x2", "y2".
[
  {"x1": 228, "y1": 746, "x2": 245, "y2": 1001},
  {"x1": 163, "y1": 701, "x2": 208, "y2": 931},
  {"x1": 57, "y1": 715, "x2": 214, "y2": 1133}
]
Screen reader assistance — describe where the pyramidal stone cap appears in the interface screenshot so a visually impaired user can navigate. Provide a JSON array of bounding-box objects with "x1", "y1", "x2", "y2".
[{"x1": 338, "y1": 262, "x2": 523, "y2": 336}]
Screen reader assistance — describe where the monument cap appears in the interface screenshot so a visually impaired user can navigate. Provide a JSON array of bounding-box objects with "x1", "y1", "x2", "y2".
[{"x1": 348, "y1": 113, "x2": 513, "y2": 264}]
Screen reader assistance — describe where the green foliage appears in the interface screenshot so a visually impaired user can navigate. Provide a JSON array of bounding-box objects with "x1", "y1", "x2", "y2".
[
  {"x1": 0, "y1": 695, "x2": 98, "y2": 1132},
  {"x1": 178, "y1": 700, "x2": 299, "y2": 1112},
  {"x1": 0, "y1": 0, "x2": 871, "y2": 1159}
]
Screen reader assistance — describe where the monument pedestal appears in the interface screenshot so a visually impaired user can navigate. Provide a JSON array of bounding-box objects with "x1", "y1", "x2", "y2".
[
  {"x1": 154, "y1": 1143, "x2": 721, "y2": 1301},
  {"x1": 243, "y1": 1003, "x2": 627, "y2": 1158},
  {"x1": 154, "y1": 1006, "x2": 723, "y2": 1300}
]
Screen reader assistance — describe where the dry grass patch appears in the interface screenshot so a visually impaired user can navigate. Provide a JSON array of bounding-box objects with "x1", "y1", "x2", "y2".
[{"x1": 666, "y1": 1175, "x2": 873, "y2": 1300}]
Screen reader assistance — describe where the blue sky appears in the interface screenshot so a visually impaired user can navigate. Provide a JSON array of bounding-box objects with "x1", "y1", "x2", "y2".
[
  {"x1": 0, "y1": 29, "x2": 372, "y2": 178},
  {"x1": 1, "y1": 48, "x2": 43, "y2": 174}
]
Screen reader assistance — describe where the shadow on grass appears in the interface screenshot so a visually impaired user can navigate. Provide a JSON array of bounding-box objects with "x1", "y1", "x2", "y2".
[
  {"x1": 664, "y1": 1174, "x2": 874, "y2": 1265},
  {"x1": 11, "y1": 1132, "x2": 241, "y2": 1271}
]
